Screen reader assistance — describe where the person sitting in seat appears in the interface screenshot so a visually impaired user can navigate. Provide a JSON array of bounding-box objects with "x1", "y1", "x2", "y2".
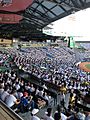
[
  {"x1": 1, "y1": 85, "x2": 9, "y2": 102},
  {"x1": 5, "y1": 89, "x2": 17, "y2": 109},
  {"x1": 18, "y1": 91, "x2": 29, "y2": 113},
  {"x1": 31, "y1": 109, "x2": 40, "y2": 120},
  {"x1": 44, "y1": 107, "x2": 54, "y2": 120}
]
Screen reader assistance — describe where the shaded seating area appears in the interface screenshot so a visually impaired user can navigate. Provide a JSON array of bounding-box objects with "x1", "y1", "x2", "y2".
[{"x1": 0, "y1": 48, "x2": 90, "y2": 120}]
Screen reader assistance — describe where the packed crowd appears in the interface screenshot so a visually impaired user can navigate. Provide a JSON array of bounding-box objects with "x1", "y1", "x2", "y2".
[
  {"x1": 0, "y1": 70, "x2": 53, "y2": 111},
  {"x1": 0, "y1": 47, "x2": 90, "y2": 120},
  {"x1": 14, "y1": 47, "x2": 90, "y2": 82}
]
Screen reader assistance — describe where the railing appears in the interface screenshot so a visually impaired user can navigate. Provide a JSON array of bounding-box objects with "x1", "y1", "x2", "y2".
[{"x1": 0, "y1": 100, "x2": 23, "y2": 120}]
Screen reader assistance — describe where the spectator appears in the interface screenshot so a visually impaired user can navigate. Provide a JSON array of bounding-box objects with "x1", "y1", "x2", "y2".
[
  {"x1": 31, "y1": 109, "x2": 40, "y2": 120},
  {"x1": 60, "y1": 92, "x2": 65, "y2": 107},
  {"x1": 1, "y1": 85, "x2": 9, "y2": 101},
  {"x1": 44, "y1": 107, "x2": 54, "y2": 120},
  {"x1": 54, "y1": 105, "x2": 68, "y2": 120},
  {"x1": 54, "y1": 105, "x2": 61, "y2": 120},
  {"x1": 75, "y1": 108, "x2": 85, "y2": 120},
  {"x1": 0, "y1": 84, "x2": 4, "y2": 98},
  {"x1": 18, "y1": 92, "x2": 29, "y2": 113},
  {"x1": 85, "y1": 111, "x2": 90, "y2": 120},
  {"x1": 5, "y1": 89, "x2": 17, "y2": 108}
]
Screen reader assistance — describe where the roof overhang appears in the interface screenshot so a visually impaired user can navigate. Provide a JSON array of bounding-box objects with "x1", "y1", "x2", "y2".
[{"x1": 0, "y1": 0, "x2": 90, "y2": 38}]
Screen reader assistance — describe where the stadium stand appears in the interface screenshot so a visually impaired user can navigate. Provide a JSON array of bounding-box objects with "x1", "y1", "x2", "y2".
[
  {"x1": 0, "y1": 46, "x2": 90, "y2": 120},
  {"x1": 0, "y1": 1, "x2": 90, "y2": 120}
]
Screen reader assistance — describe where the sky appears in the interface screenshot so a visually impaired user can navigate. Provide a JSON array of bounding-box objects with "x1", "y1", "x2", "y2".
[{"x1": 47, "y1": 8, "x2": 90, "y2": 40}]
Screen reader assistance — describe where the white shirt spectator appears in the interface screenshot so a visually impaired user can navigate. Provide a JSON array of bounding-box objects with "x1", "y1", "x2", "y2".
[
  {"x1": 35, "y1": 89, "x2": 39, "y2": 95},
  {"x1": 25, "y1": 85, "x2": 30, "y2": 90},
  {"x1": 8, "y1": 73, "x2": 11, "y2": 77},
  {"x1": 85, "y1": 115, "x2": 90, "y2": 120},
  {"x1": 31, "y1": 116, "x2": 40, "y2": 120},
  {"x1": 38, "y1": 90, "x2": 44, "y2": 97},
  {"x1": 1, "y1": 91, "x2": 9, "y2": 101},
  {"x1": 44, "y1": 95, "x2": 49, "y2": 101},
  {"x1": 13, "y1": 73, "x2": 16, "y2": 77},
  {"x1": 7, "y1": 79, "x2": 11, "y2": 84},
  {"x1": 44, "y1": 114, "x2": 54, "y2": 120},
  {"x1": 15, "y1": 84, "x2": 20, "y2": 90},
  {"x1": 29, "y1": 86, "x2": 35, "y2": 92},
  {"x1": 0, "y1": 88, "x2": 4, "y2": 97},
  {"x1": 17, "y1": 92, "x2": 23, "y2": 99},
  {"x1": 42, "y1": 84, "x2": 47, "y2": 89},
  {"x1": 61, "y1": 113, "x2": 67, "y2": 120},
  {"x1": 5, "y1": 94, "x2": 16, "y2": 107},
  {"x1": 60, "y1": 93, "x2": 65, "y2": 102},
  {"x1": 77, "y1": 112, "x2": 85, "y2": 120}
]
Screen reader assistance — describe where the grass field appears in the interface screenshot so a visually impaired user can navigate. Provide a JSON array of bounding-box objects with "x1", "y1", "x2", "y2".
[
  {"x1": 85, "y1": 64, "x2": 90, "y2": 69},
  {"x1": 79, "y1": 62, "x2": 90, "y2": 72}
]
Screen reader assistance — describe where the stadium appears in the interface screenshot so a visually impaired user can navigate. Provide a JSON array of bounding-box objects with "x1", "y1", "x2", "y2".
[{"x1": 0, "y1": 1, "x2": 90, "y2": 120}]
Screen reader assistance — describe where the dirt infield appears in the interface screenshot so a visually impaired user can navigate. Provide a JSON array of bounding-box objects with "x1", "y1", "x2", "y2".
[{"x1": 79, "y1": 62, "x2": 90, "y2": 72}]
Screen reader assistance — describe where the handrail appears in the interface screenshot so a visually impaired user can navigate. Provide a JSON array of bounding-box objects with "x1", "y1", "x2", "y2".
[{"x1": 0, "y1": 100, "x2": 23, "y2": 120}]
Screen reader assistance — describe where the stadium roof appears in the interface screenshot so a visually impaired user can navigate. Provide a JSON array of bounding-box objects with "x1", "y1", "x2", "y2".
[{"x1": 0, "y1": 0, "x2": 90, "y2": 38}]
